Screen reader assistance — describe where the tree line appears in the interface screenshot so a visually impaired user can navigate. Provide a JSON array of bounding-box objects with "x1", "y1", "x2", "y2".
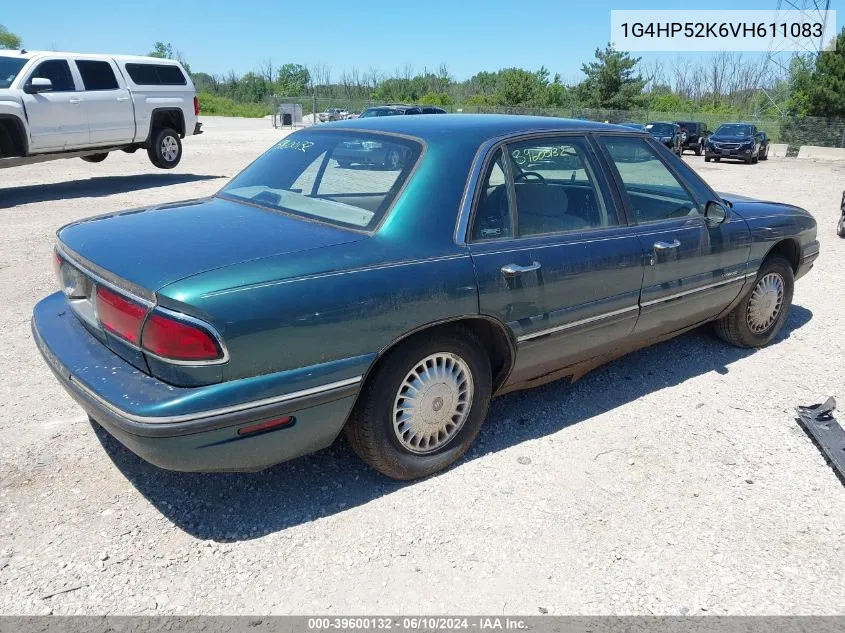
[{"x1": 2, "y1": 25, "x2": 843, "y2": 127}]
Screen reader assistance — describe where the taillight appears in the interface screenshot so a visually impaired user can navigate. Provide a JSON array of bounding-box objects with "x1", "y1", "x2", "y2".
[
  {"x1": 141, "y1": 311, "x2": 222, "y2": 362},
  {"x1": 193, "y1": 96, "x2": 200, "y2": 116},
  {"x1": 96, "y1": 286, "x2": 147, "y2": 344}
]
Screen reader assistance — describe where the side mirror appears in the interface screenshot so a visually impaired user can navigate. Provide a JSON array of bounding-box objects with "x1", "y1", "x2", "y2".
[
  {"x1": 704, "y1": 201, "x2": 728, "y2": 225},
  {"x1": 25, "y1": 77, "x2": 53, "y2": 94}
]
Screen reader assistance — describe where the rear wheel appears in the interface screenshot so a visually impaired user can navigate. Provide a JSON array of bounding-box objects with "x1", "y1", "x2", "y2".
[
  {"x1": 837, "y1": 215, "x2": 845, "y2": 238},
  {"x1": 345, "y1": 328, "x2": 492, "y2": 480},
  {"x1": 147, "y1": 127, "x2": 182, "y2": 169},
  {"x1": 695, "y1": 144, "x2": 702, "y2": 156},
  {"x1": 704, "y1": 156, "x2": 711, "y2": 162},
  {"x1": 81, "y1": 153, "x2": 108, "y2": 163},
  {"x1": 337, "y1": 160, "x2": 351, "y2": 168},
  {"x1": 714, "y1": 255, "x2": 794, "y2": 348}
]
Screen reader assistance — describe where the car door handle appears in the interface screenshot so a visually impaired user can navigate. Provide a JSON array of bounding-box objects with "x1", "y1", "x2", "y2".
[
  {"x1": 116, "y1": 96, "x2": 130, "y2": 102},
  {"x1": 653, "y1": 240, "x2": 681, "y2": 251},
  {"x1": 501, "y1": 262, "x2": 541, "y2": 276},
  {"x1": 68, "y1": 97, "x2": 82, "y2": 104}
]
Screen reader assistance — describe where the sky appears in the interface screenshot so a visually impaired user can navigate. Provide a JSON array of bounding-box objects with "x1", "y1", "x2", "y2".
[{"x1": 3, "y1": 0, "x2": 840, "y2": 82}]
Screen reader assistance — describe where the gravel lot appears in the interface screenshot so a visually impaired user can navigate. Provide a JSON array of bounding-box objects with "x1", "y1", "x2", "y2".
[{"x1": 1, "y1": 116, "x2": 844, "y2": 616}]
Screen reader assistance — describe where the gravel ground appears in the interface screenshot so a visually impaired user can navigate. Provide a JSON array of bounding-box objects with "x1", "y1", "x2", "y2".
[{"x1": 1, "y1": 116, "x2": 844, "y2": 616}]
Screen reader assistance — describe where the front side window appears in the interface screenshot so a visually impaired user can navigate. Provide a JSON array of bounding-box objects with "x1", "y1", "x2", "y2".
[
  {"x1": 29, "y1": 60, "x2": 75, "y2": 92},
  {"x1": 600, "y1": 136, "x2": 700, "y2": 223},
  {"x1": 507, "y1": 136, "x2": 614, "y2": 236},
  {"x1": 75, "y1": 60, "x2": 119, "y2": 91},
  {"x1": 0, "y1": 56, "x2": 27, "y2": 89},
  {"x1": 220, "y1": 131, "x2": 422, "y2": 230}
]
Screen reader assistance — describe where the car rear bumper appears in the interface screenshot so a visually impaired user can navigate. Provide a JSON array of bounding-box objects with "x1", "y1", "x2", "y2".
[{"x1": 32, "y1": 292, "x2": 362, "y2": 472}]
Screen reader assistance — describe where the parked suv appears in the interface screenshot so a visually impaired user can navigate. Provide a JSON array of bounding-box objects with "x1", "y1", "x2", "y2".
[
  {"x1": 358, "y1": 104, "x2": 447, "y2": 118},
  {"x1": 645, "y1": 122, "x2": 682, "y2": 156},
  {"x1": 704, "y1": 123, "x2": 761, "y2": 164},
  {"x1": 0, "y1": 50, "x2": 200, "y2": 170},
  {"x1": 675, "y1": 121, "x2": 708, "y2": 155}
]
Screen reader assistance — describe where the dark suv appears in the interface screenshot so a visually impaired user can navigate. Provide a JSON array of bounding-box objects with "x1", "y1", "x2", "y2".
[
  {"x1": 358, "y1": 104, "x2": 447, "y2": 118},
  {"x1": 675, "y1": 121, "x2": 709, "y2": 156},
  {"x1": 704, "y1": 123, "x2": 761, "y2": 164},
  {"x1": 645, "y1": 122, "x2": 683, "y2": 156}
]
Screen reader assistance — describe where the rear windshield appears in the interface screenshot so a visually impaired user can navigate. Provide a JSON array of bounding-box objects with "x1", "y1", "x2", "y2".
[
  {"x1": 0, "y1": 57, "x2": 27, "y2": 89},
  {"x1": 715, "y1": 124, "x2": 753, "y2": 136},
  {"x1": 124, "y1": 63, "x2": 187, "y2": 86},
  {"x1": 220, "y1": 130, "x2": 423, "y2": 231}
]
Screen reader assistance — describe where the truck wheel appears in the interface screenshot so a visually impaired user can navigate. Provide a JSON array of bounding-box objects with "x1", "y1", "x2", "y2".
[
  {"x1": 147, "y1": 128, "x2": 182, "y2": 169},
  {"x1": 714, "y1": 255, "x2": 794, "y2": 348},
  {"x1": 344, "y1": 327, "x2": 492, "y2": 480},
  {"x1": 81, "y1": 153, "x2": 108, "y2": 163}
]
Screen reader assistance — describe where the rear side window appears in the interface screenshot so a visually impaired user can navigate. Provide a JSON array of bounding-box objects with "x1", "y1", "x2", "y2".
[
  {"x1": 29, "y1": 60, "x2": 75, "y2": 92},
  {"x1": 124, "y1": 63, "x2": 187, "y2": 86},
  {"x1": 76, "y1": 60, "x2": 119, "y2": 91}
]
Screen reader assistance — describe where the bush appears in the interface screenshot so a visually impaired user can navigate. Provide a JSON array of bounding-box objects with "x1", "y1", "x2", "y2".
[{"x1": 197, "y1": 92, "x2": 272, "y2": 118}]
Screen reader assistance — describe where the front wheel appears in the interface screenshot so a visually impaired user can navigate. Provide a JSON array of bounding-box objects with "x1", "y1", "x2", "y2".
[
  {"x1": 81, "y1": 153, "x2": 108, "y2": 163},
  {"x1": 147, "y1": 127, "x2": 182, "y2": 169},
  {"x1": 714, "y1": 255, "x2": 794, "y2": 348},
  {"x1": 837, "y1": 215, "x2": 845, "y2": 238},
  {"x1": 344, "y1": 328, "x2": 492, "y2": 480}
]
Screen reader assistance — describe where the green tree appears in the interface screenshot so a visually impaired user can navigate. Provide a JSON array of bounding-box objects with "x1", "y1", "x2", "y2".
[
  {"x1": 419, "y1": 91, "x2": 453, "y2": 106},
  {"x1": 276, "y1": 63, "x2": 310, "y2": 96},
  {"x1": 149, "y1": 41, "x2": 173, "y2": 59},
  {"x1": 786, "y1": 55, "x2": 814, "y2": 116},
  {"x1": 806, "y1": 27, "x2": 845, "y2": 117},
  {"x1": 578, "y1": 45, "x2": 645, "y2": 109},
  {"x1": 496, "y1": 68, "x2": 547, "y2": 106},
  {"x1": 0, "y1": 25, "x2": 22, "y2": 50}
]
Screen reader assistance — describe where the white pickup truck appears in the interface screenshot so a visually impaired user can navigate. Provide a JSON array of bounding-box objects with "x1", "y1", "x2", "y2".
[{"x1": 0, "y1": 50, "x2": 201, "y2": 170}]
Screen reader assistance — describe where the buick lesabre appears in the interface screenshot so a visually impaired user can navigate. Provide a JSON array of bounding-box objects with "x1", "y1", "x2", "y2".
[{"x1": 33, "y1": 115, "x2": 819, "y2": 479}]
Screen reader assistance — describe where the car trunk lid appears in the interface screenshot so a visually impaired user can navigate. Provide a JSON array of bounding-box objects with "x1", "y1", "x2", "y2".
[{"x1": 57, "y1": 195, "x2": 365, "y2": 292}]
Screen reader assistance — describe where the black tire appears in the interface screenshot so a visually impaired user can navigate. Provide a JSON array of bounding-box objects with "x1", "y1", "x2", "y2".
[
  {"x1": 147, "y1": 127, "x2": 182, "y2": 169},
  {"x1": 337, "y1": 160, "x2": 351, "y2": 168},
  {"x1": 704, "y1": 156, "x2": 711, "y2": 162},
  {"x1": 695, "y1": 145, "x2": 702, "y2": 156},
  {"x1": 714, "y1": 255, "x2": 794, "y2": 348},
  {"x1": 344, "y1": 327, "x2": 492, "y2": 480},
  {"x1": 714, "y1": 157, "x2": 721, "y2": 162},
  {"x1": 81, "y1": 152, "x2": 108, "y2": 163},
  {"x1": 752, "y1": 153, "x2": 759, "y2": 164},
  {"x1": 760, "y1": 147, "x2": 768, "y2": 160},
  {"x1": 837, "y1": 215, "x2": 845, "y2": 238}
]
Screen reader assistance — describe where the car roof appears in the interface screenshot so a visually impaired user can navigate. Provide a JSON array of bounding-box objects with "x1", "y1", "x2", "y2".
[
  {"x1": 328, "y1": 114, "x2": 636, "y2": 146},
  {"x1": 0, "y1": 50, "x2": 183, "y2": 65}
]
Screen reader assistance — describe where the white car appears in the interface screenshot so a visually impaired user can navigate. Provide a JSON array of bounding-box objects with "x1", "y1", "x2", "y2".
[{"x1": 0, "y1": 50, "x2": 201, "y2": 170}]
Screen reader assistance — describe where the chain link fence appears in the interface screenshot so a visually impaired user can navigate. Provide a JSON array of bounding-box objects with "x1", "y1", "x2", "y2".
[{"x1": 266, "y1": 96, "x2": 845, "y2": 150}]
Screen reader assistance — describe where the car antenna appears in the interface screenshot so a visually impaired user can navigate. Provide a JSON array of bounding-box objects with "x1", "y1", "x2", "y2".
[{"x1": 20, "y1": 49, "x2": 28, "y2": 54}]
